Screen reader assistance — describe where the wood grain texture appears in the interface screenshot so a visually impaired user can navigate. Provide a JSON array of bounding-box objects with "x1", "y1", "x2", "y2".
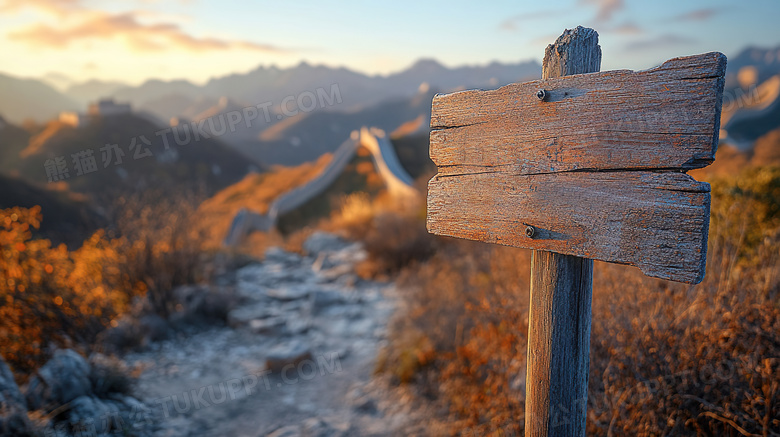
[
  {"x1": 542, "y1": 26, "x2": 601, "y2": 80},
  {"x1": 524, "y1": 26, "x2": 598, "y2": 437},
  {"x1": 427, "y1": 44, "x2": 725, "y2": 284},
  {"x1": 525, "y1": 250, "x2": 593, "y2": 436},
  {"x1": 428, "y1": 170, "x2": 710, "y2": 283},
  {"x1": 430, "y1": 52, "x2": 726, "y2": 174}
]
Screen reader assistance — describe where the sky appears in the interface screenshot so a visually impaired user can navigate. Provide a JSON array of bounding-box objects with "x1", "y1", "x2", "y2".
[{"x1": 1, "y1": 0, "x2": 779, "y2": 87}]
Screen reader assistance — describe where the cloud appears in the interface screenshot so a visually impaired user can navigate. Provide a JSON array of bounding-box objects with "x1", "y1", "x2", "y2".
[
  {"x1": 8, "y1": 11, "x2": 285, "y2": 53},
  {"x1": 579, "y1": 0, "x2": 624, "y2": 23},
  {"x1": 606, "y1": 21, "x2": 642, "y2": 35},
  {"x1": 673, "y1": 8, "x2": 720, "y2": 22},
  {"x1": 623, "y1": 34, "x2": 696, "y2": 51},
  {"x1": 499, "y1": 10, "x2": 567, "y2": 31},
  {"x1": 0, "y1": 0, "x2": 82, "y2": 16}
]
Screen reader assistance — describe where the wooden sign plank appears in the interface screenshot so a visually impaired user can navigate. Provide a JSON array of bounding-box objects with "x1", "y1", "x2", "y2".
[
  {"x1": 427, "y1": 52, "x2": 725, "y2": 284},
  {"x1": 430, "y1": 52, "x2": 726, "y2": 175},
  {"x1": 428, "y1": 171, "x2": 709, "y2": 283}
]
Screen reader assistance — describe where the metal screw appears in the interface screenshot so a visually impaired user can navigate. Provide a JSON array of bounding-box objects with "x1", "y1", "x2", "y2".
[
  {"x1": 536, "y1": 89, "x2": 547, "y2": 101},
  {"x1": 525, "y1": 225, "x2": 536, "y2": 238}
]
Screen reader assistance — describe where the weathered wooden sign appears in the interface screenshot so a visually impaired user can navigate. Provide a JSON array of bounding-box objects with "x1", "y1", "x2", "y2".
[
  {"x1": 426, "y1": 26, "x2": 726, "y2": 437},
  {"x1": 427, "y1": 50, "x2": 726, "y2": 284}
]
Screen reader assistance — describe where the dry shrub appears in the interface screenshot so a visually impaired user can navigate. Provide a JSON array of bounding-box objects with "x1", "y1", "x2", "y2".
[
  {"x1": 380, "y1": 167, "x2": 780, "y2": 436},
  {"x1": 110, "y1": 193, "x2": 211, "y2": 318},
  {"x1": 588, "y1": 259, "x2": 779, "y2": 436},
  {"x1": 586, "y1": 167, "x2": 780, "y2": 436},
  {"x1": 328, "y1": 192, "x2": 435, "y2": 277},
  {"x1": 329, "y1": 192, "x2": 375, "y2": 238},
  {"x1": 0, "y1": 194, "x2": 214, "y2": 378},
  {"x1": 0, "y1": 207, "x2": 131, "y2": 376},
  {"x1": 378, "y1": 240, "x2": 531, "y2": 434},
  {"x1": 360, "y1": 212, "x2": 436, "y2": 275}
]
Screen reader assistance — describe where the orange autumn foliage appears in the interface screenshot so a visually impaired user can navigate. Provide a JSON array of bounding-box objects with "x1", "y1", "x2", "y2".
[
  {"x1": 0, "y1": 198, "x2": 210, "y2": 378},
  {"x1": 0, "y1": 206, "x2": 135, "y2": 375}
]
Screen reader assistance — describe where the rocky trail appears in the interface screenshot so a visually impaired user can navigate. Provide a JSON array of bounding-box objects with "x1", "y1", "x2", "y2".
[
  {"x1": 0, "y1": 232, "x2": 417, "y2": 437},
  {"x1": 124, "y1": 232, "x2": 411, "y2": 436}
]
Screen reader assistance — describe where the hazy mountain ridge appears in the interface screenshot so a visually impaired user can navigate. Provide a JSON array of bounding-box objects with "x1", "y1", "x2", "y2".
[
  {"x1": 0, "y1": 174, "x2": 106, "y2": 247},
  {"x1": 4, "y1": 45, "x2": 780, "y2": 173},
  {"x1": 11, "y1": 113, "x2": 261, "y2": 201},
  {"x1": 243, "y1": 89, "x2": 439, "y2": 166},
  {"x1": 0, "y1": 73, "x2": 79, "y2": 124},
  {"x1": 725, "y1": 44, "x2": 780, "y2": 89},
  {"x1": 113, "y1": 58, "x2": 542, "y2": 123},
  {"x1": 65, "y1": 80, "x2": 128, "y2": 105},
  {"x1": 0, "y1": 58, "x2": 541, "y2": 125},
  {"x1": 4, "y1": 44, "x2": 780, "y2": 127},
  {"x1": 0, "y1": 114, "x2": 32, "y2": 174}
]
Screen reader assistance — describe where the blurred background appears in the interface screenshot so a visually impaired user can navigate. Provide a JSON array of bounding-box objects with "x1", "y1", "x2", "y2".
[{"x1": 0, "y1": 1, "x2": 778, "y2": 436}]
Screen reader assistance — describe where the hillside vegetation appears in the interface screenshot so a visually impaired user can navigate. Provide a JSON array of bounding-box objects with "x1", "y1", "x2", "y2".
[
  {"x1": 0, "y1": 194, "x2": 211, "y2": 378},
  {"x1": 367, "y1": 166, "x2": 780, "y2": 436}
]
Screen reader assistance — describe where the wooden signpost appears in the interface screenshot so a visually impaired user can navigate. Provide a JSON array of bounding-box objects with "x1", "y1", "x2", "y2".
[{"x1": 426, "y1": 26, "x2": 725, "y2": 436}]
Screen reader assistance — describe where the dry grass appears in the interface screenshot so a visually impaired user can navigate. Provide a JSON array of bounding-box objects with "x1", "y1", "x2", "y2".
[
  {"x1": 0, "y1": 192, "x2": 216, "y2": 378},
  {"x1": 374, "y1": 167, "x2": 780, "y2": 436},
  {"x1": 326, "y1": 191, "x2": 434, "y2": 278},
  {"x1": 108, "y1": 192, "x2": 214, "y2": 318}
]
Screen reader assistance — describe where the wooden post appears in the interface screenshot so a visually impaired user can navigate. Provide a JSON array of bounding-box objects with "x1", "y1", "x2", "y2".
[
  {"x1": 524, "y1": 26, "x2": 600, "y2": 437},
  {"x1": 426, "y1": 22, "x2": 725, "y2": 437}
]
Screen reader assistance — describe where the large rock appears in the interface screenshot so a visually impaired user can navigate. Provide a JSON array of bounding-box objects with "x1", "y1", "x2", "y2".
[
  {"x1": 26, "y1": 349, "x2": 92, "y2": 411},
  {"x1": 0, "y1": 355, "x2": 32, "y2": 436},
  {"x1": 64, "y1": 395, "x2": 151, "y2": 437},
  {"x1": 0, "y1": 357, "x2": 25, "y2": 409},
  {"x1": 66, "y1": 395, "x2": 119, "y2": 432}
]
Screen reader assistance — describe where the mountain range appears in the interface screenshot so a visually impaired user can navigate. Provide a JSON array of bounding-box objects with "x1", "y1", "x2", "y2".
[
  {"x1": 0, "y1": 58, "x2": 541, "y2": 125},
  {"x1": 5, "y1": 113, "x2": 259, "y2": 202},
  {"x1": 2, "y1": 43, "x2": 780, "y2": 196},
  {"x1": 0, "y1": 74, "x2": 80, "y2": 124},
  {"x1": 724, "y1": 45, "x2": 780, "y2": 89}
]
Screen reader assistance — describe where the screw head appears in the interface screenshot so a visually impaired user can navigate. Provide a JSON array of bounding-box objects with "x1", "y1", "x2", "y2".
[
  {"x1": 536, "y1": 89, "x2": 547, "y2": 101},
  {"x1": 525, "y1": 226, "x2": 536, "y2": 238}
]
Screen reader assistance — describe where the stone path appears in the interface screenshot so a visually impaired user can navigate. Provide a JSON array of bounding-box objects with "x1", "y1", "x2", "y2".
[{"x1": 123, "y1": 233, "x2": 410, "y2": 437}]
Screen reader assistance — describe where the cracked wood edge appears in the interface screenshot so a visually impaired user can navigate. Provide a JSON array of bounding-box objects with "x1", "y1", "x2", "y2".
[
  {"x1": 430, "y1": 52, "x2": 726, "y2": 174},
  {"x1": 427, "y1": 170, "x2": 710, "y2": 284}
]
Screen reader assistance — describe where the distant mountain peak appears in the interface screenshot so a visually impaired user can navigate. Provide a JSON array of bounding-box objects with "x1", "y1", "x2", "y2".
[{"x1": 408, "y1": 58, "x2": 446, "y2": 72}]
